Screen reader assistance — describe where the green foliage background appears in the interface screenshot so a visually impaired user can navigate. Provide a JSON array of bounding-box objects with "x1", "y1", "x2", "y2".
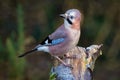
[{"x1": 0, "y1": 0, "x2": 120, "y2": 80}]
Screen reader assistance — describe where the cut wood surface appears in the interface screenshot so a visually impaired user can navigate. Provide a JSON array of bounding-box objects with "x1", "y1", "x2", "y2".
[{"x1": 51, "y1": 44, "x2": 103, "y2": 80}]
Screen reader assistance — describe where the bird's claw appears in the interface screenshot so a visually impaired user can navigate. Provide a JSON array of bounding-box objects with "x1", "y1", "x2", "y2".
[{"x1": 64, "y1": 55, "x2": 77, "y2": 59}]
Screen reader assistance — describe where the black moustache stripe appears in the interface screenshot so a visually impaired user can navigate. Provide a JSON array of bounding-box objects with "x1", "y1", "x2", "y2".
[{"x1": 67, "y1": 18, "x2": 72, "y2": 25}]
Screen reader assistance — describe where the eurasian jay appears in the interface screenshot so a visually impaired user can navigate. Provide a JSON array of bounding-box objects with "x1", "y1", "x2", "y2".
[{"x1": 19, "y1": 9, "x2": 82, "y2": 67}]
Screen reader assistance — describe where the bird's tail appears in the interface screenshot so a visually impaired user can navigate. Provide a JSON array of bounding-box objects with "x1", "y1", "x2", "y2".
[{"x1": 18, "y1": 48, "x2": 37, "y2": 58}]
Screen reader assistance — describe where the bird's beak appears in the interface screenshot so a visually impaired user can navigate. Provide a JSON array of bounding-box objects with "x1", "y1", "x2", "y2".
[{"x1": 60, "y1": 14, "x2": 66, "y2": 19}]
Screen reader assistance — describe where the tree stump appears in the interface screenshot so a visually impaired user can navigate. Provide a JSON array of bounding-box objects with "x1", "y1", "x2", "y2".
[{"x1": 50, "y1": 44, "x2": 103, "y2": 80}]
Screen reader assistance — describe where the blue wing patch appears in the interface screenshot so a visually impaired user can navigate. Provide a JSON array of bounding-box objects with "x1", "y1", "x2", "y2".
[
  {"x1": 52, "y1": 38, "x2": 64, "y2": 45},
  {"x1": 40, "y1": 37, "x2": 64, "y2": 46}
]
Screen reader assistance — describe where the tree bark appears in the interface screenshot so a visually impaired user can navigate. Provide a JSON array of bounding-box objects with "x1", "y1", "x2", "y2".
[{"x1": 50, "y1": 44, "x2": 103, "y2": 80}]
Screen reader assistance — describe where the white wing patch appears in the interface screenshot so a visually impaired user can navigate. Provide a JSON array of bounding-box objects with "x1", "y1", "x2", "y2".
[
  {"x1": 45, "y1": 40, "x2": 48, "y2": 44},
  {"x1": 37, "y1": 46, "x2": 49, "y2": 52}
]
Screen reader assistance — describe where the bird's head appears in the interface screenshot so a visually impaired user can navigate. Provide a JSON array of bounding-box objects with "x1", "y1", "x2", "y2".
[{"x1": 60, "y1": 9, "x2": 81, "y2": 29}]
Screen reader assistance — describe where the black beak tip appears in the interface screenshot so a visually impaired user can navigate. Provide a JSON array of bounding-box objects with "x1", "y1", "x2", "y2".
[{"x1": 59, "y1": 14, "x2": 65, "y2": 18}]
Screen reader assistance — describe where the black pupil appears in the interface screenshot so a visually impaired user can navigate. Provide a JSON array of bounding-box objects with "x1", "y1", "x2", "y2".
[{"x1": 70, "y1": 16, "x2": 74, "y2": 19}]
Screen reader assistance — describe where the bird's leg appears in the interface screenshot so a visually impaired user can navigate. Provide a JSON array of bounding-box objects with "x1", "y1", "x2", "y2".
[{"x1": 53, "y1": 56, "x2": 73, "y2": 69}]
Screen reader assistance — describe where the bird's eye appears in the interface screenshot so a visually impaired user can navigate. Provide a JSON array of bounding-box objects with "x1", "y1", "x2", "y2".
[{"x1": 70, "y1": 16, "x2": 74, "y2": 19}]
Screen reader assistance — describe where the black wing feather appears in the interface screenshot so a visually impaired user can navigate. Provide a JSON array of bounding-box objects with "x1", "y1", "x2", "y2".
[{"x1": 41, "y1": 37, "x2": 52, "y2": 45}]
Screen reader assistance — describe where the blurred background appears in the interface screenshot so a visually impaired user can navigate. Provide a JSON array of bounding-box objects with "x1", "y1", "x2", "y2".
[{"x1": 0, "y1": 0, "x2": 120, "y2": 80}]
